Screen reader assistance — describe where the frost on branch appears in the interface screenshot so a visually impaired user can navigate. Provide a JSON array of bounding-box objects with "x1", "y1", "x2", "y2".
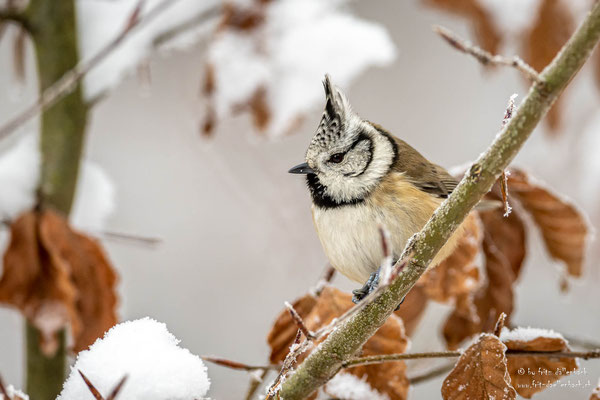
[
  {"x1": 442, "y1": 333, "x2": 516, "y2": 400},
  {"x1": 58, "y1": 318, "x2": 210, "y2": 400},
  {"x1": 205, "y1": 0, "x2": 396, "y2": 136},
  {"x1": 267, "y1": 287, "x2": 409, "y2": 400},
  {"x1": 500, "y1": 326, "x2": 578, "y2": 399}
]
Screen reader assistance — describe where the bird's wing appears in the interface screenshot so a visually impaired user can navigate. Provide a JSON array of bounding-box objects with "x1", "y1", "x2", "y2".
[{"x1": 388, "y1": 135, "x2": 458, "y2": 199}]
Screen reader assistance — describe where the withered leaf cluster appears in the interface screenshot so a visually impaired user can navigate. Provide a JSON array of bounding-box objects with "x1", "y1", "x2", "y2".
[
  {"x1": 424, "y1": 0, "x2": 593, "y2": 133},
  {"x1": 442, "y1": 327, "x2": 579, "y2": 399},
  {"x1": 407, "y1": 167, "x2": 588, "y2": 350},
  {"x1": 0, "y1": 210, "x2": 118, "y2": 355}
]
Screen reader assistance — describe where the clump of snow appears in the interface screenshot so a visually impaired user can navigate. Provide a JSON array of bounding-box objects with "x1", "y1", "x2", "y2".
[
  {"x1": 316, "y1": 373, "x2": 389, "y2": 400},
  {"x1": 0, "y1": 132, "x2": 115, "y2": 232},
  {"x1": 0, "y1": 133, "x2": 40, "y2": 221},
  {"x1": 70, "y1": 161, "x2": 116, "y2": 232},
  {"x1": 0, "y1": 385, "x2": 29, "y2": 400},
  {"x1": 499, "y1": 326, "x2": 566, "y2": 343},
  {"x1": 207, "y1": 0, "x2": 397, "y2": 135},
  {"x1": 76, "y1": 0, "x2": 220, "y2": 99},
  {"x1": 58, "y1": 318, "x2": 210, "y2": 400},
  {"x1": 477, "y1": 0, "x2": 543, "y2": 39}
]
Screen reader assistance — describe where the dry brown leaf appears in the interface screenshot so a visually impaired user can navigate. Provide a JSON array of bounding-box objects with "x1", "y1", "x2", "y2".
[
  {"x1": 247, "y1": 86, "x2": 271, "y2": 131},
  {"x1": 0, "y1": 210, "x2": 118, "y2": 355},
  {"x1": 501, "y1": 328, "x2": 578, "y2": 398},
  {"x1": 523, "y1": 0, "x2": 575, "y2": 131},
  {"x1": 420, "y1": 213, "x2": 482, "y2": 303},
  {"x1": 267, "y1": 293, "x2": 317, "y2": 364},
  {"x1": 443, "y1": 194, "x2": 525, "y2": 349},
  {"x1": 423, "y1": 0, "x2": 501, "y2": 54},
  {"x1": 508, "y1": 168, "x2": 588, "y2": 277},
  {"x1": 591, "y1": 385, "x2": 600, "y2": 400},
  {"x1": 442, "y1": 333, "x2": 516, "y2": 400},
  {"x1": 219, "y1": 2, "x2": 266, "y2": 31},
  {"x1": 267, "y1": 286, "x2": 410, "y2": 399}
]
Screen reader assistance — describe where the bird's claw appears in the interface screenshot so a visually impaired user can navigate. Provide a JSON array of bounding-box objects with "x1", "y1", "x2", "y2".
[{"x1": 352, "y1": 269, "x2": 380, "y2": 304}]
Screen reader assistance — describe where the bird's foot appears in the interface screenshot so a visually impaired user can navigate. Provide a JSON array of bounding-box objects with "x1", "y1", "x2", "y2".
[
  {"x1": 394, "y1": 296, "x2": 406, "y2": 311},
  {"x1": 352, "y1": 269, "x2": 380, "y2": 304}
]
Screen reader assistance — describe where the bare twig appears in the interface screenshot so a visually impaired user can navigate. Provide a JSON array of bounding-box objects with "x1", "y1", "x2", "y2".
[
  {"x1": 245, "y1": 369, "x2": 269, "y2": 400},
  {"x1": 343, "y1": 349, "x2": 600, "y2": 368},
  {"x1": 197, "y1": 348, "x2": 600, "y2": 376},
  {"x1": 285, "y1": 301, "x2": 315, "y2": 340},
  {"x1": 408, "y1": 363, "x2": 455, "y2": 385},
  {"x1": 202, "y1": 356, "x2": 278, "y2": 371},
  {"x1": 499, "y1": 95, "x2": 517, "y2": 216},
  {"x1": 102, "y1": 231, "x2": 162, "y2": 246},
  {"x1": 106, "y1": 375, "x2": 128, "y2": 400},
  {"x1": 0, "y1": 375, "x2": 10, "y2": 399},
  {"x1": 493, "y1": 312, "x2": 507, "y2": 337},
  {"x1": 0, "y1": 0, "x2": 184, "y2": 141},
  {"x1": 152, "y1": 3, "x2": 222, "y2": 47},
  {"x1": 78, "y1": 370, "x2": 104, "y2": 400},
  {"x1": 312, "y1": 264, "x2": 336, "y2": 297},
  {"x1": 434, "y1": 25, "x2": 542, "y2": 83}
]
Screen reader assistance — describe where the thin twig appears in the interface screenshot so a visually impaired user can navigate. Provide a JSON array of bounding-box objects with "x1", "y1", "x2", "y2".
[
  {"x1": 78, "y1": 370, "x2": 104, "y2": 400},
  {"x1": 493, "y1": 312, "x2": 507, "y2": 337},
  {"x1": 245, "y1": 369, "x2": 269, "y2": 400},
  {"x1": 499, "y1": 95, "x2": 517, "y2": 216},
  {"x1": 202, "y1": 356, "x2": 278, "y2": 371},
  {"x1": 433, "y1": 25, "x2": 542, "y2": 83},
  {"x1": 197, "y1": 348, "x2": 600, "y2": 375},
  {"x1": 265, "y1": 330, "x2": 311, "y2": 400},
  {"x1": 285, "y1": 301, "x2": 315, "y2": 340},
  {"x1": 408, "y1": 363, "x2": 455, "y2": 385},
  {"x1": 0, "y1": 375, "x2": 10, "y2": 399},
  {"x1": 312, "y1": 264, "x2": 336, "y2": 297},
  {"x1": 106, "y1": 375, "x2": 128, "y2": 400},
  {"x1": 0, "y1": 0, "x2": 184, "y2": 141},
  {"x1": 343, "y1": 349, "x2": 600, "y2": 368},
  {"x1": 152, "y1": 3, "x2": 222, "y2": 47},
  {"x1": 102, "y1": 231, "x2": 162, "y2": 246}
]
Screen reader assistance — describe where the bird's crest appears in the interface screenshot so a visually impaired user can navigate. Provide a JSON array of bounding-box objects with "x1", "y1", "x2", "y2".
[{"x1": 312, "y1": 75, "x2": 353, "y2": 147}]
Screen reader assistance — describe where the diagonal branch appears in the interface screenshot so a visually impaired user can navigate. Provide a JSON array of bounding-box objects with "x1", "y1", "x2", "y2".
[{"x1": 278, "y1": 2, "x2": 600, "y2": 399}]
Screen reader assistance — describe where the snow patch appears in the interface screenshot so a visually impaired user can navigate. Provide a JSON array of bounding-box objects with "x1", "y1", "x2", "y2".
[
  {"x1": 499, "y1": 326, "x2": 565, "y2": 343},
  {"x1": 207, "y1": 0, "x2": 396, "y2": 136},
  {"x1": 58, "y1": 318, "x2": 210, "y2": 400},
  {"x1": 317, "y1": 373, "x2": 389, "y2": 400}
]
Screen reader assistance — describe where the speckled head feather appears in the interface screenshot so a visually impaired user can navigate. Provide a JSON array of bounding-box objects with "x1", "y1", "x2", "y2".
[{"x1": 304, "y1": 75, "x2": 396, "y2": 208}]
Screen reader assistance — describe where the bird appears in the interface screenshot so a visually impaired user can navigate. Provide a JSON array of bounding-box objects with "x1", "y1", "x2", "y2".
[{"x1": 289, "y1": 75, "x2": 484, "y2": 303}]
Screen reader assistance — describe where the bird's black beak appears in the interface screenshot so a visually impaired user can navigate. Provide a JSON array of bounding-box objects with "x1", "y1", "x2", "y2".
[{"x1": 288, "y1": 162, "x2": 315, "y2": 175}]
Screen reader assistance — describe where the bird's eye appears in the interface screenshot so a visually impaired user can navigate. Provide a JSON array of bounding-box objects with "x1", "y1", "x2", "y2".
[{"x1": 329, "y1": 153, "x2": 345, "y2": 163}]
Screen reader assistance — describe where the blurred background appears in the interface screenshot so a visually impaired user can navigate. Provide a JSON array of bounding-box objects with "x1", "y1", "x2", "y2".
[{"x1": 0, "y1": 0, "x2": 599, "y2": 398}]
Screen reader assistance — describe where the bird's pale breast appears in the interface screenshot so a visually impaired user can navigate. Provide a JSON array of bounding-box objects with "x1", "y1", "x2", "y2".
[{"x1": 312, "y1": 173, "x2": 465, "y2": 283}]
